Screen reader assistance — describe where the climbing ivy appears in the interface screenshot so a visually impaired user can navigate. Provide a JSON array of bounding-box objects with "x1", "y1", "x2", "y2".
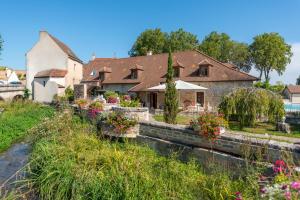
[{"x1": 219, "y1": 88, "x2": 285, "y2": 128}]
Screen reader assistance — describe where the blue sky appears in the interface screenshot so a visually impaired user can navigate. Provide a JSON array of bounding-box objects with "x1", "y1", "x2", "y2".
[{"x1": 0, "y1": 0, "x2": 299, "y2": 83}]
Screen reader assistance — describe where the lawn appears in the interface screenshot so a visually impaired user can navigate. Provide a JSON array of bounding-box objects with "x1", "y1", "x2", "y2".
[
  {"x1": 24, "y1": 113, "x2": 260, "y2": 200},
  {"x1": 153, "y1": 114, "x2": 194, "y2": 125},
  {"x1": 229, "y1": 121, "x2": 300, "y2": 138},
  {"x1": 0, "y1": 101, "x2": 55, "y2": 152}
]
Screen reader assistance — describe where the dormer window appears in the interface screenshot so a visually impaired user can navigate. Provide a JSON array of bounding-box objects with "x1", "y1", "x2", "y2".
[
  {"x1": 173, "y1": 60, "x2": 184, "y2": 78},
  {"x1": 99, "y1": 72, "x2": 105, "y2": 81},
  {"x1": 98, "y1": 67, "x2": 112, "y2": 81},
  {"x1": 173, "y1": 67, "x2": 180, "y2": 78},
  {"x1": 199, "y1": 66, "x2": 209, "y2": 77},
  {"x1": 130, "y1": 64, "x2": 143, "y2": 79},
  {"x1": 131, "y1": 69, "x2": 138, "y2": 79}
]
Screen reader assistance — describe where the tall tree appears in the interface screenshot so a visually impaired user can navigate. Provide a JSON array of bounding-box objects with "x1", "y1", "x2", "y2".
[
  {"x1": 250, "y1": 33, "x2": 292, "y2": 81},
  {"x1": 165, "y1": 28, "x2": 199, "y2": 52},
  {"x1": 198, "y1": 31, "x2": 252, "y2": 72},
  {"x1": 128, "y1": 28, "x2": 167, "y2": 56},
  {"x1": 297, "y1": 76, "x2": 300, "y2": 85},
  {"x1": 164, "y1": 50, "x2": 178, "y2": 124},
  {"x1": 0, "y1": 34, "x2": 3, "y2": 57}
]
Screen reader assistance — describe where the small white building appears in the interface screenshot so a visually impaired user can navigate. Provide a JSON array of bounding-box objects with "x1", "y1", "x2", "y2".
[
  {"x1": 283, "y1": 85, "x2": 300, "y2": 104},
  {"x1": 26, "y1": 31, "x2": 83, "y2": 103},
  {"x1": 0, "y1": 67, "x2": 21, "y2": 85}
]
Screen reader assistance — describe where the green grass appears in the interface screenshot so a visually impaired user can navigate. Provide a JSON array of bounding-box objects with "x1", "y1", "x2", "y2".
[
  {"x1": 0, "y1": 101, "x2": 55, "y2": 152},
  {"x1": 229, "y1": 121, "x2": 300, "y2": 138},
  {"x1": 153, "y1": 114, "x2": 194, "y2": 125},
  {"x1": 26, "y1": 113, "x2": 260, "y2": 200}
]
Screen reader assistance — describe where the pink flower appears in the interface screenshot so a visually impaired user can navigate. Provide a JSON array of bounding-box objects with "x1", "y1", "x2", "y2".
[
  {"x1": 291, "y1": 181, "x2": 300, "y2": 190},
  {"x1": 235, "y1": 192, "x2": 242, "y2": 200},
  {"x1": 273, "y1": 160, "x2": 287, "y2": 174},
  {"x1": 285, "y1": 191, "x2": 291, "y2": 200}
]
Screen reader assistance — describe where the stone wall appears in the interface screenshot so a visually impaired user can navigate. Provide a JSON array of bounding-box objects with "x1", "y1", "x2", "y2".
[
  {"x1": 74, "y1": 84, "x2": 85, "y2": 99},
  {"x1": 137, "y1": 121, "x2": 300, "y2": 165},
  {"x1": 112, "y1": 107, "x2": 149, "y2": 121}
]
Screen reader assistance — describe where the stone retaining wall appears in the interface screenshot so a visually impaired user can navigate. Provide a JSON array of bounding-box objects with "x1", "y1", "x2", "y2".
[
  {"x1": 138, "y1": 121, "x2": 300, "y2": 165},
  {"x1": 112, "y1": 107, "x2": 149, "y2": 121}
]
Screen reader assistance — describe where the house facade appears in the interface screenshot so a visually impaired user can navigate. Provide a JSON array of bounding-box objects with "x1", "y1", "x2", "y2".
[
  {"x1": 283, "y1": 85, "x2": 300, "y2": 104},
  {"x1": 76, "y1": 50, "x2": 258, "y2": 110},
  {"x1": 26, "y1": 31, "x2": 83, "y2": 103}
]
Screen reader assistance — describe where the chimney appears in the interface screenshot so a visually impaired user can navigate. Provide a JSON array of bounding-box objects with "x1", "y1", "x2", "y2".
[
  {"x1": 146, "y1": 51, "x2": 153, "y2": 56},
  {"x1": 39, "y1": 30, "x2": 48, "y2": 39},
  {"x1": 91, "y1": 53, "x2": 96, "y2": 61}
]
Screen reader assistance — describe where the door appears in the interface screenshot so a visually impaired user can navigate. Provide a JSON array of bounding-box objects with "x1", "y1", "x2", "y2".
[
  {"x1": 150, "y1": 92, "x2": 157, "y2": 109},
  {"x1": 196, "y1": 92, "x2": 204, "y2": 106}
]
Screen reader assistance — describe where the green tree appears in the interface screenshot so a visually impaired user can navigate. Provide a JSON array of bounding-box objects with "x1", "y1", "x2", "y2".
[
  {"x1": 165, "y1": 28, "x2": 199, "y2": 52},
  {"x1": 129, "y1": 28, "x2": 167, "y2": 56},
  {"x1": 164, "y1": 50, "x2": 178, "y2": 124},
  {"x1": 250, "y1": 33, "x2": 292, "y2": 81},
  {"x1": 198, "y1": 31, "x2": 252, "y2": 72},
  {"x1": 219, "y1": 88, "x2": 285, "y2": 128},
  {"x1": 0, "y1": 34, "x2": 3, "y2": 57},
  {"x1": 296, "y1": 76, "x2": 300, "y2": 85}
]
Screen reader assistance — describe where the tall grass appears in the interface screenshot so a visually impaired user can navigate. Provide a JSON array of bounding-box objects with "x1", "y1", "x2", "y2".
[
  {"x1": 0, "y1": 101, "x2": 55, "y2": 152},
  {"x1": 26, "y1": 113, "x2": 260, "y2": 200}
]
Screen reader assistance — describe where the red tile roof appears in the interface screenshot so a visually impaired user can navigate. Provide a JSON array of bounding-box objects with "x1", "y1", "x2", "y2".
[
  {"x1": 34, "y1": 69, "x2": 68, "y2": 78},
  {"x1": 82, "y1": 50, "x2": 258, "y2": 91},
  {"x1": 287, "y1": 85, "x2": 300, "y2": 94},
  {"x1": 49, "y1": 34, "x2": 83, "y2": 64}
]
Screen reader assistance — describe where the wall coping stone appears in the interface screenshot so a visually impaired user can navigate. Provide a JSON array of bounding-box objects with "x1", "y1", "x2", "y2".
[{"x1": 139, "y1": 120, "x2": 300, "y2": 153}]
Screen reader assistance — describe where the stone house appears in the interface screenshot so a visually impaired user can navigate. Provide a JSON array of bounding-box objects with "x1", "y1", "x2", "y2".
[
  {"x1": 283, "y1": 85, "x2": 300, "y2": 104},
  {"x1": 26, "y1": 31, "x2": 83, "y2": 103},
  {"x1": 76, "y1": 50, "x2": 258, "y2": 110}
]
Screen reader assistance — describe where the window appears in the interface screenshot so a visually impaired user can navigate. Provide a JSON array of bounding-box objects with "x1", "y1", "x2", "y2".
[
  {"x1": 90, "y1": 70, "x2": 96, "y2": 76},
  {"x1": 199, "y1": 66, "x2": 209, "y2": 77},
  {"x1": 74, "y1": 64, "x2": 76, "y2": 71},
  {"x1": 43, "y1": 81, "x2": 46, "y2": 87},
  {"x1": 131, "y1": 70, "x2": 138, "y2": 79},
  {"x1": 173, "y1": 67, "x2": 180, "y2": 78},
  {"x1": 196, "y1": 92, "x2": 204, "y2": 106},
  {"x1": 99, "y1": 72, "x2": 105, "y2": 81}
]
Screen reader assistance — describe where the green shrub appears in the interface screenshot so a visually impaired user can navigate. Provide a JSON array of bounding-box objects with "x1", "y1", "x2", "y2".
[
  {"x1": 27, "y1": 114, "x2": 259, "y2": 200},
  {"x1": 104, "y1": 90, "x2": 118, "y2": 99},
  {"x1": 219, "y1": 88, "x2": 285, "y2": 128},
  {"x1": 106, "y1": 111, "x2": 137, "y2": 134},
  {"x1": 64, "y1": 86, "x2": 74, "y2": 102},
  {"x1": 120, "y1": 99, "x2": 140, "y2": 107}
]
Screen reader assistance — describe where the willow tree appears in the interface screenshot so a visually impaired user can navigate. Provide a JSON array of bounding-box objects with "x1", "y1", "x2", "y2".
[
  {"x1": 164, "y1": 50, "x2": 178, "y2": 124},
  {"x1": 219, "y1": 88, "x2": 285, "y2": 128}
]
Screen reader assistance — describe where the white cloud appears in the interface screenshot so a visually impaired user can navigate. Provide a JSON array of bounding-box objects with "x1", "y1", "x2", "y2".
[{"x1": 250, "y1": 43, "x2": 300, "y2": 85}]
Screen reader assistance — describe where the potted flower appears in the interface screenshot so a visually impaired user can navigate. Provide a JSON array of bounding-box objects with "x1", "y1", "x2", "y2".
[
  {"x1": 75, "y1": 99, "x2": 88, "y2": 109},
  {"x1": 88, "y1": 101, "x2": 103, "y2": 119},
  {"x1": 190, "y1": 112, "x2": 228, "y2": 140}
]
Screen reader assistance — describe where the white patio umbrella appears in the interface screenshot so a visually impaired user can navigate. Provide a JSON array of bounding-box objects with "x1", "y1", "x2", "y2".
[{"x1": 147, "y1": 80, "x2": 207, "y2": 91}]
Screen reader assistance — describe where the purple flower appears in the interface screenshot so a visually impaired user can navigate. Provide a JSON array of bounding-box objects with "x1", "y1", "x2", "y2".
[
  {"x1": 291, "y1": 181, "x2": 300, "y2": 190},
  {"x1": 260, "y1": 187, "x2": 267, "y2": 194}
]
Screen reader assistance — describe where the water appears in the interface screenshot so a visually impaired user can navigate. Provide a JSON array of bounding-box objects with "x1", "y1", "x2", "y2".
[
  {"x1": 0, "y1": 142, "x2": 30, "y2": 191},
  {"x1": 284, "y1": 103, "x2": 300, "y2": 112}
]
